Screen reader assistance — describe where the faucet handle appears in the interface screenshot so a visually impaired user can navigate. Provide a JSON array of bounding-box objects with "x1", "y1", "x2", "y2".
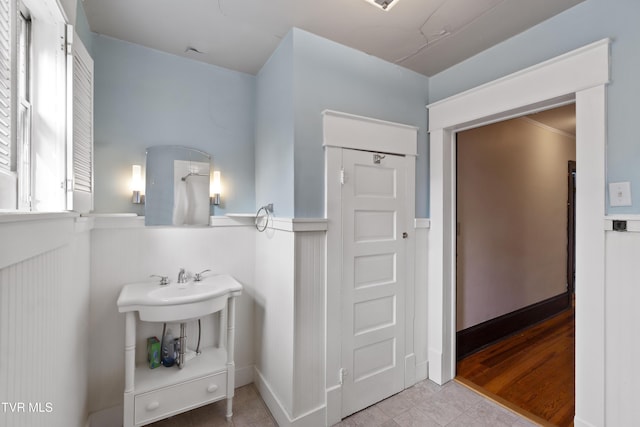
[
  {"x1": 194, "y1": 269, "x2": 211, "y2": 282},
  {"x1": 150, "y1": 275, "x2": 170, "y2": 285}
]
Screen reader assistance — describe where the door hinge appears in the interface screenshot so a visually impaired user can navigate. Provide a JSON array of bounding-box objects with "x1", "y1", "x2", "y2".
[
  {"x1": 340, "y1": 168, "x2": 346, "y2": 185},
  {"x1": 65, "y1": 25, "x2": 74, "y2": 55},
  {"x1": 339, "y1": 368, "x2": 348, "y2": 385}
]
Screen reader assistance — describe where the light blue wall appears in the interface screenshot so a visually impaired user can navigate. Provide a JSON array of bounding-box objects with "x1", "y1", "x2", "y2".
[
  {"x1": 92, "y1": 35, "x2": 256, "y2": 215},
  {"x1": 292, "y1": 29, "x2": 430, "y2": 217},
  {"x1": 429, "y1": 0, "x2": 640, "y2": 214},
  {"x1": 74, "y1": 0, "x2": 92, "y2": 55},
  {"x1": 255, "y1": 32, "x2": 295, "y2": 217}
]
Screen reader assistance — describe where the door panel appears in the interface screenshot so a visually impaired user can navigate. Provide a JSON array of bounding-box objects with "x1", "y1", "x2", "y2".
[
  {"x1": 353, "y1": 164, "x2": 396, "y2": 197},
  {"x1": 354, "y1": 295, "x2": 396, "y2": 334},
  {"x1": 354, "y1": 210, "x2": 396, "y2": 241},
  {"x1": 354, "y1": 253, "x2": 396, "y2": 289},
  {"x1": 341, "y1": 149, "x2": 406, "y2": 417}
]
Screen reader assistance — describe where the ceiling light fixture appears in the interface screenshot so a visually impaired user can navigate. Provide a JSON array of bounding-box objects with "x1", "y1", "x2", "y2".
[{"x1": 364, "y1": 0, "x2": 400, "y2": 11}]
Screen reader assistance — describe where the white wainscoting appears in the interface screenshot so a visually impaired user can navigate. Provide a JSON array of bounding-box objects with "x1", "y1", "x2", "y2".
[
  {"x1": 254, "y1": 226, "x2": 295, "y2": 418},
  {"x1": 293, "y1": 231, "x2": 326, "y2": 417},
  {"x1": 0, "y1": 212, "x2": 426, "y2": 427},
  {"x1": 414, "y1": 219, "x2": 430, "y2": 382},
  {"x1": 0, "y1": 216, "x2": 91, "y2": 427},
  {"x1": 604, "y1": 218, "x2": 640, "y2": 427},
  {"x1": 253, "y1": 218, "x2": 430, "y2": 427},
  {"x1": 253, "y1": 220, "x2": 327, "y2": 427},
  {"x1": 88, "y1": 218, "x2": 257, "y2": 423}
]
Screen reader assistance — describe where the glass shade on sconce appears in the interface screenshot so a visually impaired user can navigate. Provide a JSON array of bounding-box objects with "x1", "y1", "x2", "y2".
[
  {"x1": 131, "y1": 164, "x2": 145, "y2": 204},
  {"x1": 210, "y1": 170, "x2": 221, "y2": 206}
]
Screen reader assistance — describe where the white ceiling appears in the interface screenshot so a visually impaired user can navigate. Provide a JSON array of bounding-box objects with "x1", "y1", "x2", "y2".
[{"x1": 82, "y1": 0, "x2": 584, "y2": 77}]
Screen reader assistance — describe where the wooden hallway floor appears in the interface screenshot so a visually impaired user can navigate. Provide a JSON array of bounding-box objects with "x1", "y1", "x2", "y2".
[{"x1": 456, "y1": 307, "x2": 575, "y2": 427}]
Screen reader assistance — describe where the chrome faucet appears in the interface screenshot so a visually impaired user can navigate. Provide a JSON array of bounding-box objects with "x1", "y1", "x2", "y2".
[{"x1": 177, "y1": 268, "x2": 188, "y2": 284}]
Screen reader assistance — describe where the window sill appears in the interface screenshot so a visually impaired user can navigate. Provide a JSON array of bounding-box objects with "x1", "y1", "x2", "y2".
[{"x1": 0, "y1": 211, "x2": 79, "y2": 224}]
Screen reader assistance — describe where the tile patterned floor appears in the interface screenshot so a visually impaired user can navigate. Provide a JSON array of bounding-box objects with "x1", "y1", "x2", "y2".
[
  {"x1": 149, "y1": 384, "x2": 276, "y2": 427},
  {"x1": 150, "y1": 380, "x2": 539, "y2": 427},
  {"x1": 334, "y1": 380, "x2": 538, "y2": 427}
]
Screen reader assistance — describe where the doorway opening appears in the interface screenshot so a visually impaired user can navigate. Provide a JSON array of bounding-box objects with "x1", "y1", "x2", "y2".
[
  {"x1": 427, "y1": 39, "x2": 608, "y2": 427},
  {"x1": 454, "y1": 104, "x2": 576, "y2": 426}
]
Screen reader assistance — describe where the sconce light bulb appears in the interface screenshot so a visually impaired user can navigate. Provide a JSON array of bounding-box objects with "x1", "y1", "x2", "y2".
[
  {"x1": 131, "y1": 164, "x2": 143, "y2": 192},
  {"x1": 210, "y1": 170, "x2": 222, "y2": 206},
  {"x1": 131, "y1": 164, "x2": 145, "y2": 204},
  {"x1": 211, "y1": 170, "x2": 222, "y2": 195}
]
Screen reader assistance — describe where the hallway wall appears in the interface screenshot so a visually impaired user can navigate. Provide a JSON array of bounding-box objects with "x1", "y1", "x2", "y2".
[{"x1": 457, "y1": 117, "x2": 576, "y2": 330}]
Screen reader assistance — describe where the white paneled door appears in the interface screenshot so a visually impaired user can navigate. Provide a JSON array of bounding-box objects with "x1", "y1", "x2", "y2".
[{"x1": 341, "y1": 148, "x2": 406, "y2": 417}]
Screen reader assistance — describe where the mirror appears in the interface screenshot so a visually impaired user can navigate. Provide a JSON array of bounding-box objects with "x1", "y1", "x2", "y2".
[{"x1": 145, "y1": 146, "x2": 211, "y2": 226}]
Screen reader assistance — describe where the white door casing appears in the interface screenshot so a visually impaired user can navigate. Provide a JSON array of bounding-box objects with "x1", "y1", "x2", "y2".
[
  {"x1": 323, "y1": 110, "x2": 417, "y2": 426},
  {"x1": 427, "y1": 39, "x2": 609, "y2": 427},
  {"x1": 340, "y1": 149, "x2": 406, "y2": 417}
]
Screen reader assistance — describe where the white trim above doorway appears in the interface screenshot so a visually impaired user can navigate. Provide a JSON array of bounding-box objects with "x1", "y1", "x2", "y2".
[
  {"x1": 427, "y1": 39, "x2": 609, "y2": 427},
  {"x1": 322, "y1": 110, "x2": 418, "y2": 155}
]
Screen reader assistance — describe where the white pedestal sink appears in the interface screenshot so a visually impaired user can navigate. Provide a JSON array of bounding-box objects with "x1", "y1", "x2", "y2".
[
  {"x1": 117, "y1": 274, "x2": 242, "y2": 427},
  {"x1": 117, "y1": 274, "x2": 242, "y2": 322}
]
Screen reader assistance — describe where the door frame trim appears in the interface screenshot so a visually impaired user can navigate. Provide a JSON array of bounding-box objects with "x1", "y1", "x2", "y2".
[
  {"x1": 427, "y1": 39, "x2": 609, "y2": 427},
  {"x1": 323, "y1": 110, "x2": 417, "y2": 426}
]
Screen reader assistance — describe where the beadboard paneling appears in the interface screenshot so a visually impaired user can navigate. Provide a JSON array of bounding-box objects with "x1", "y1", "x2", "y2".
[
  {"x1": 414, "y1": 223, "x2": 429, "y2": 381},
  {"x1": 605, "y1": 229, "x2": 640, "y2": 427},
  {"x1": 293, "y1": 231, "x2": 326, "y2": 417},
  {"x1": 0, "y1": 229, "x2": 90, "y2": 427},
  {"x1": 254, "y1": 227, "x2": 328, "y2": 425}
]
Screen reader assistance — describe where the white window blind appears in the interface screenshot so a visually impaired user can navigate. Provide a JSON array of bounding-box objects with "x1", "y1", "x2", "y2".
[
  {"x1": 0, "y1": 0, "x2": 11, "y2": 173},
  {"x1": 68, "y1": 29, "x2": 93, "y2": 213}
]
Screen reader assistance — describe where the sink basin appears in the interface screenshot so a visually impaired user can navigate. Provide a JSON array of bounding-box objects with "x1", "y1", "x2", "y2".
[{"x1": 117, "y1": 274, "x2": 242, "y2": 322}]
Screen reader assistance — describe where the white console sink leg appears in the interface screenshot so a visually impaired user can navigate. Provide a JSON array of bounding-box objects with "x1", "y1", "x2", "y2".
[
  {"x1": 226, "y1": 297, "x2": 237, "y2": 420},
  {"x1": 124, "y1": 312, "x2": 136, "y2": 427}
]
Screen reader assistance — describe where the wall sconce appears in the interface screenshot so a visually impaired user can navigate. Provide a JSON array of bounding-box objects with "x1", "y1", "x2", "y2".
[
  {"x1": 210, "y1": 170, "x2": 221, "y2": 206},
  {"x1": 131, "y1": 164, "x2": 145, "y2": 204}
]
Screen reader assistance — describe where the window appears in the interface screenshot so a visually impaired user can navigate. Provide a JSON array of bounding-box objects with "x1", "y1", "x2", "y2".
[
  {"x1": 69, "y1": 28, "x2": 94, "y2": 213},
  {"x1": 0, "y1": 0, "x2": 10, "y2": 175},
  {"x1": 0, "y1": 0, "x2": 14, "y2": 209},
  {"x1": 0, "y1": 0, "x2": 93, "y2": 213},
  {"x1": 17, "y1": 8, "x2": 31, "y2": 210}
]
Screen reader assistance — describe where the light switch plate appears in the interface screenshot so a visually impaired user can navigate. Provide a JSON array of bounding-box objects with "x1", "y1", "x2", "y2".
[{"x1": 609, "y1": 181, "x2": 632, "y2": 207}]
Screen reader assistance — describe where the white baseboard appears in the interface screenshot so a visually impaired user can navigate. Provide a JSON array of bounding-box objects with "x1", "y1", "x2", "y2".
[
  {"x1": 404, "y1": 353, "x2": 416, "y2": 388},
  {"x1": 254, "y1": 366, "x2": 291, "y2": 426},
  {"x1": 236, "y1": 364, "x2": 254, "y2": 388},
  {"x1": 254, "y1": 366, "x2": 327, "y2": 427},
  {"x1": 415, "y1": 360, "x2": 428, "y2": 383},
  {"x1": 427, "y1": 349, "x2": 445, "y2": 385},
  {"x1": 88, "y1": 405, "x2": 122, "y2": 427},
  {"x1": 325, "y1": 385, "x2": 342, "y2": 427},
  {"x1": 573, "y1": 416, "x2": 598, "y2": 427}
]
